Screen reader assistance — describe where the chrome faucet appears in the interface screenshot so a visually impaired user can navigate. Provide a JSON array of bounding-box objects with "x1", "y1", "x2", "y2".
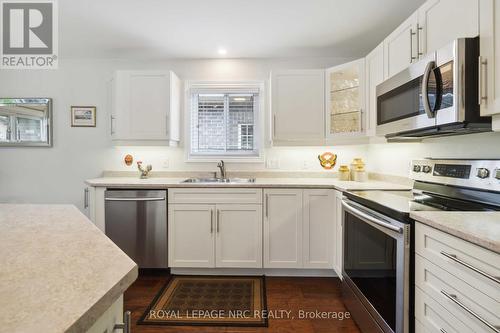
[{"x1": 217, "y1": 160, "x2": 227, "y2": 179}]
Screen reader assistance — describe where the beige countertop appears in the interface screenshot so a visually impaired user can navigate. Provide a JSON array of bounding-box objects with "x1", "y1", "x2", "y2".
[
  {"x1": 85, "y1": 177, "x2": 411, "y2": 191},
  {"x1": 410, "y1": 211, "x2": 500, "y2": 254},
  {"x1": 0, "y1": 204, "x2": 138, "y2": 333}
]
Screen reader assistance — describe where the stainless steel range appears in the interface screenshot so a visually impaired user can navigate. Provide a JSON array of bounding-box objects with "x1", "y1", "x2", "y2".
[{"x1": 341, "y1": 159, "x2": 500, "y2": 333}]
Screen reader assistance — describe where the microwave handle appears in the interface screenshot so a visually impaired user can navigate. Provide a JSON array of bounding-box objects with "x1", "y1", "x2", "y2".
[{"x1": 422, "y1": 61, "x2": 436, "y2": 119}]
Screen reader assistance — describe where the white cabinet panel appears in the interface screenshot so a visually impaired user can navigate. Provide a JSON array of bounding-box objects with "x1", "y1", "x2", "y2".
[
  {"x1": 271, "y1": 70, "x2": 325, "y2": 144},
  {"x1": 333, "y1": 190, "x2": 343, "y2": 278},
  {"x1": 364, "y1": 43, "x2": 384, "y2": 137},
  {"x1": 418, "y1": 0, "x2": 479, "y2": 57},
  {"x1": 303, "y1": 189, "x2": 334, "y2": 269},
  {"x1": 415, "y1": 286, "x2": 476, "y2": 333},
  {"x1": 168, "y1": 204, "x2": 215, "y2": 268},
  {"x1": 264, "y1": 189, "x2": 303, "y2": 268},
  {"x1": 111, "y1": 70, "x2": 181, "y2": 144},
  {"x1": 86, "y1": 295, "x2": 124, "y2": 333},
  {"x1": 479, "y1": 0, "x2": 500, "y2": 120},
  {"x1": 215, "y1": 204, "x2": 263, "y2": 268},
  {"x1": 384, "y1": 12, "x2": 418, "y2": 78}
]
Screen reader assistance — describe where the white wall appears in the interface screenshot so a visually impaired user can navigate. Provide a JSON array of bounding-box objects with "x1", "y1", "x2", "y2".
[
  {"x1": 366, "y1": 132, "x2": 500, "y2": 177},
  {"x1": 2, "y1": 57, "x2": 500, "y2": 213},
  {"x1": 0, "y1": 57, "x2": 358, "y2": 211}
]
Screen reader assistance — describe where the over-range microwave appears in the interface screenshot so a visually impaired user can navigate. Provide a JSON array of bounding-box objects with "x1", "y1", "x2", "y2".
[{"x1": 376, "y1": 37, "x2": 491, "y2": 141}]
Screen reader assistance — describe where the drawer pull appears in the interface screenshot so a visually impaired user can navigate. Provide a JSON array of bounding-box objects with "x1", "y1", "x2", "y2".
[
  {"x1": 441, "y1": 251, "x2": 500, "y2": 285},
  {"x1": 441, "y1": 290, "x2": 500, "y2": 333}
]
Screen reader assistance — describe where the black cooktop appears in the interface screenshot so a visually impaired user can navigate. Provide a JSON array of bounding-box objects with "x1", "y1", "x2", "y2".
[{"x1": 344, "y1": 188, "x2": 500, "y2": 223}]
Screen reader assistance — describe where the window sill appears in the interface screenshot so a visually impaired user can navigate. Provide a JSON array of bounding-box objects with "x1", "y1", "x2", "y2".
[{"x1": 186, "y1": 154, "x2": 264, "y2": 163}]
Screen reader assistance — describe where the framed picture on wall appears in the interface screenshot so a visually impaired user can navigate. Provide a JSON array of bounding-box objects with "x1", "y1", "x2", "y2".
[{"x1": 71, "y1": 106, "x2": 96, "y2": 127}]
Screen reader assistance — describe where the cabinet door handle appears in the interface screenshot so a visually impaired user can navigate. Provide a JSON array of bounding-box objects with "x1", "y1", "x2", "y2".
[
  {"x1": 265, "y1": 194, "x2": 269, "y2": 218},
  {"x1": 84, "y1": 188, "x2": 89, "y2": 209},
  {"x1": 479, "y1": 56, "x2": 488, "y2": 105},
  {"x1": 440, "y1": 251, "x2": 500, "y2": 285},
  {"x1": 441, "y1": 291, "x2": 500, "y2": 333},
  {"x1": 417, "y1": 23, "x2": 423, "y2": 57},
  {"x1": 110, "y1": 115, "x2": 116, "y2": 135},
  {"x1": 216, "y1": 209, "x2": 220, "y2": 233},
  {"x1": 410, "y1": 28, "x2": 418, "y2": 62},
  {"x1": 273, "y1": 114, "x2": 277, "y2": 139},
  {"x1": 210, "y1": 209, "x2": 214, "y2": 233},
  {"x1": 114, "y1": 310, "x2": 131, "y2": 333},
  {"x1": 165, "y1": 113, "x2": 169, "y2": 136}
]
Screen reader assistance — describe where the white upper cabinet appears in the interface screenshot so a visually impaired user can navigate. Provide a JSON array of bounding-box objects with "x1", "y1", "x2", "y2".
[
  {"x1": 383, "y1": 0, "x2": 479, "y2": 80},
  {"x1": 111, "y1": 70, "x2": 181, "y2": 145},
  {"x1": 384, "y1": 12, "x2": 419, "y2": 79},
  {"x1": 364, "y1": 43, "x2": 384, "y2": 137},
  {"x1": 418, "y1": 0, "x2": 479, "y2": 57},
  {"x1": 479, "y1": 0, "x2": 500, "y2": 126},
  {"x1": 325, "y1": 59, "x2": 366, "y2": 138},
  {"x1": 271, "y1": 70, "x2": 325, "y2": 145}
]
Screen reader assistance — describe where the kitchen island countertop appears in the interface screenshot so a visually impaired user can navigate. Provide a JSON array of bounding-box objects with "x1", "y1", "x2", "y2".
[{"x1": 0, "y1": 204, "x2": 138, "y2": 333}]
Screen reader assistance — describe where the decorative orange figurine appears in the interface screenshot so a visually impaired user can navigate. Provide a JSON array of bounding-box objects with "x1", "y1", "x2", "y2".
[
  {"x1": 318, "y1": 152, "x2": 337, "y2": 170},
  {"x1": 124, "y1": 154, "x2": 133, "y2": 166}
]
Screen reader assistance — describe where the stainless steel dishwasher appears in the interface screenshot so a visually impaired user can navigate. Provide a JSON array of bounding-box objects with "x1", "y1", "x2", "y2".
[{"x1": 104, "y1": 189, "x2": 167, "y2": 268}]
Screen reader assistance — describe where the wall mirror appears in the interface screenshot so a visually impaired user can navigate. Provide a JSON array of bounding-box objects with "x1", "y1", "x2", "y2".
[{"x1": 0, "y1": 98, "x2": 52, "y2": 147}]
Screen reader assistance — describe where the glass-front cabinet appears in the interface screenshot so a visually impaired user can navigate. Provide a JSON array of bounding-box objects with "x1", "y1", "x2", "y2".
[{"x1": 326, "y1": 59, "x2": 365, "y2": 138}]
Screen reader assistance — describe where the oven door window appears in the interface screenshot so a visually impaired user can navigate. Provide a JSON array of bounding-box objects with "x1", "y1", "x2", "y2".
[
  {"x1": 377, "y1": 77, "x2": 424, "y2": 125},
  {"x1": 344, "y1": 211, "x2": 397, "y2": 331}
]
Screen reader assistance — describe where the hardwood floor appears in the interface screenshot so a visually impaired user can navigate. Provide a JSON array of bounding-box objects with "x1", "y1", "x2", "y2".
[{"x1": 124, "y1": 273, "x2": 360, "y2": 333}]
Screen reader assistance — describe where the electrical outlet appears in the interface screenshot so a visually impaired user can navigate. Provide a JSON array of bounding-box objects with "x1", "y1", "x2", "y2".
[
  {"x1": 162, "y1": 158, "x2": 170, "y2": 169},
  {"x1": 266, "y1": 159, "x2": 280, "y2": 169},
  {"x1": 302, "y1": 160, "x2": 313, "y2": 169}
]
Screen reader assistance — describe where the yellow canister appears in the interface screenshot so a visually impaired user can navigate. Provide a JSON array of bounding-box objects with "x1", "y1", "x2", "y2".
[{"x1": 338, "y1": 165, "x2": 350, "y2": 181}]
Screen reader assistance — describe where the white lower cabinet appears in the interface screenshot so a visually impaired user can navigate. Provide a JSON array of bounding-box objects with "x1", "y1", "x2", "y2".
[
  {"x1": 168, "y1": 204, "x2": 215, "y2": 268},
  {"x1": 303, "y1": 189, "x2": 335, "y2": 268},
  {"x1": 168, "y1": 189, "x2": 263, "y2": 269},
  {"x1": 86, "y1": 295, "x2": 124, "y2": 333},
  {"x1": 264, "y1": 188, "x2": 335, "y2": 269},
  {"x1": 264, "y1": 189, "x2": 303, "y2": 268},
  {"x1": 333, "y1": 190, "x2": 343, "y2": 278},
  {"x1": 215, "y1": 204, "x2": 262, "y2": 268},
  {"x1": 414, "y1": 222, "x2": 500, "y2": 333}
]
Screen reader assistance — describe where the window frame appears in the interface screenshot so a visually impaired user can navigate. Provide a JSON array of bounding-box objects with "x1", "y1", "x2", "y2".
[{"x1": 185, "y1": 81, "x2": 265, "y2": 163}]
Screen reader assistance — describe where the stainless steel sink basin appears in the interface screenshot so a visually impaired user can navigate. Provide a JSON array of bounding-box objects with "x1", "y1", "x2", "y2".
[{"x1": 181, "y1": 177, "x2": 256, "y2": 183}]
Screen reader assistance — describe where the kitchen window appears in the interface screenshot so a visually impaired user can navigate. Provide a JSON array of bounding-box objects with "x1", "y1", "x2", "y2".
[{"x1": 187, "y1": 82, "x2": 263, "y2": 161}]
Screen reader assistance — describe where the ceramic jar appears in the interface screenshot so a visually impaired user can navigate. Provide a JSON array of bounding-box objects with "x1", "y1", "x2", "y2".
[
  {"x1": 338, "y1": 165, "x2": 350, "y2": 181},
  {"x1": 350, "y1": 158, "x2": 365, "y2": 180}
]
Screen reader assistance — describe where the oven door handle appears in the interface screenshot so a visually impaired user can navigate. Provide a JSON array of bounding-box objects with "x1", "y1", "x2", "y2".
[{"x1": 342, "y1": 200, "x2": 403, "y2": 234}]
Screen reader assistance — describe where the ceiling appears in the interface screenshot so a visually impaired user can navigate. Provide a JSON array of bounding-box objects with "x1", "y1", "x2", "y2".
[{"x1": 59, "y1": 0, "x2": 426, "y2": 59}]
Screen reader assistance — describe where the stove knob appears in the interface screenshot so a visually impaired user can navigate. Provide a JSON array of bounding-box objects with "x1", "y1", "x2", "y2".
[
  {"x1": 422, "y1": 165, "x2": 432, "y2": 173},
  {"x1": 477, "y1": 168, "x2": 490, "y2": 179},
  {"x1": 495, "y1": 168, "x2": 500, "y2": 180},
  {"x1": 413, "y1": 165, "x2": 421, "y2": 173}
]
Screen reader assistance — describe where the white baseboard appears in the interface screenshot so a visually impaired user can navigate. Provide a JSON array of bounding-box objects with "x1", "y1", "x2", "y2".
[{"x1": 170, "y1": 268, "x2": 338, "y2": 277}]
